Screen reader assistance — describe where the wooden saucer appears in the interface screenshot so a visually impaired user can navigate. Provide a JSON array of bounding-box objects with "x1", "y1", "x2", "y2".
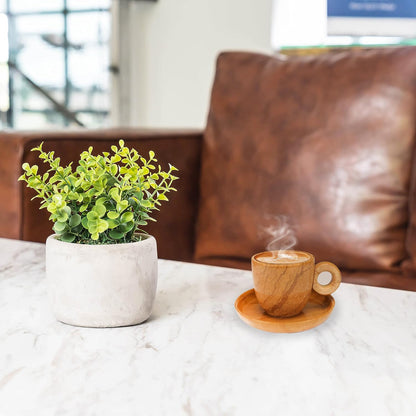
[{"x1": 234, "y1": 289, "x2": 335, "y2": 333}]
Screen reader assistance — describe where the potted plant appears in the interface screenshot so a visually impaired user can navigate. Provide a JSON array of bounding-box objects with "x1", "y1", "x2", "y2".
[{"x1": 19, "y1": 140, "x2": 178, "y2": 327}]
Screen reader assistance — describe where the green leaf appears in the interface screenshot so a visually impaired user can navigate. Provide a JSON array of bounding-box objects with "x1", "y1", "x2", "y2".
[
  {"x1": 111, "y1": 154, "x2": 121, "y2": 163},
  {"x1": 157, "y1": 193, "x2": 168, "y2": 201},
  {"x1": 93, "y1": 181, "x2": 103, "y2": 192},
  {"x1": 109, "y1": 229, "x2": 124, "y2": 240},
  {"x1": 141, "y1": 199, "x2": 153, "y2": 208},
  {"x1": 52, "y1": 221, "x2": 66, "y2": 234},
  {"x1": 87, "y1": 211, "x2": 99, "y2": 221},
  {"x1": 132, "y1": 190, "x2": 143, "y2": 200},
  {"x1": 109, "y1": 187, "x2": 120, "y2": 202},
  {"x1": 56, "y1": 209, "x2": 69, "y2": 222},
  {"x1": 128, "y1": 197, "x2": 138, "y2": 208},
  {"x1": 110, "y1": 164, "x2": 118, "y2": 176},
  {"x1": 107, "y1": 211, "x2": 119, "y2": 219},
  {"x1": 116, "y1": 200, "x2": 129, "y2": 212},
  {"x1": 107, "y1": 218, "x2": 119, "y2": 229},
  {"x1": 97, "y1": 219, "x2": 109, "y2": 233},
  {"x1": 68, "y1": 192, "x2": 79, "y2": 201},
  {"x1": 27, "y1": 177, "x2": 40, "y2": 187},
  {"x1": 60, "y1": 233, "x2": 76, "y2": 243},
  {"x1": 91, "y1": 233, "x2": 99, "y2": 241},
  {"x1": 92, "y1": 204, "x2": 106, "y2": 218},
  {"x1": 52, "y1": 194, "x2": 64, "y2": 205},
  {"x1": 96, "y1": 197, "x2": 107, "y2": 205},
  {"x1": 53, "y1": 221, "x2": 67, "y2": 232},
  {"x1": 71, "y1": 224, "x2": 83, "y2": 233},
  {"x1": 120, "y1": 212, "x2": 134, "y2": 223},
  {"x1": 79, "y1": 203, "x2": 89, "y2": 212},
  {"x1": 81, "y1": 216, "x2": 89, "y2": 229},
  {"x1": 88, "y1": 223, "x2": 98, "y2": 234},
  {"x1": 119, "y1": 221, "x2": 135, "y2": 233},
  {"x1": 69, "y1": 214, "x2": 81, "y2": 227}
]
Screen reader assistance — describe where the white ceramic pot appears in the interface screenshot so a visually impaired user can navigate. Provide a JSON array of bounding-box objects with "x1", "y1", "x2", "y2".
[{"x1": 45, "y1": 234, "x2": 158, "y2": 328}]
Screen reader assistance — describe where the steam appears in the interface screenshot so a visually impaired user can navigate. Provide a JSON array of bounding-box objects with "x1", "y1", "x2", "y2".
[{"x1": 263, "y1": 215, "x2": 297, "y2": 260}]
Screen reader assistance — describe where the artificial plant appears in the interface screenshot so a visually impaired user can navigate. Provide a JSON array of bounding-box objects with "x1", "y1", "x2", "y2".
[{"x1": 19, "y1": 140, "x2": 178, "y2": 244}]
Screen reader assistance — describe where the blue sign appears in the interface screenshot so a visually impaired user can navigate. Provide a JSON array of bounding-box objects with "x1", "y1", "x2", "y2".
[{"x1": 328, "y1": 0, "x2": 416, "y2": 18}]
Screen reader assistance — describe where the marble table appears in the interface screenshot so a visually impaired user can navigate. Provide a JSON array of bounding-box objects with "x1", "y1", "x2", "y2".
[{"x1": 1, "y1": 238, "x2": 416, "y2": 416}]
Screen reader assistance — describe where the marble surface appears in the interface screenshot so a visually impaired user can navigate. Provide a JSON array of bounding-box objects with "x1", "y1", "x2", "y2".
[{"x1": 0, "y1": 238, "x2": 416, "y2": 416}]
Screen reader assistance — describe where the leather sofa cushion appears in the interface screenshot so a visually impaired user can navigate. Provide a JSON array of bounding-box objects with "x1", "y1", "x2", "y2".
[{"x1": 195, "y1": 47, "x2": 416, "y2": 275}]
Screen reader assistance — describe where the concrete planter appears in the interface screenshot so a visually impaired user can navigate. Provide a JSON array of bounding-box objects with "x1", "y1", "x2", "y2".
[{"x1": 45, "y1": 234, "x2": 158, "y2": 328}]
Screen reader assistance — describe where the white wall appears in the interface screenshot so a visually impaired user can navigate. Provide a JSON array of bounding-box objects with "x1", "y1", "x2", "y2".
[
  {"x1": 122, "y1": 0, "x2": 273, "y2": 128},
  {"x1": 272, "y1": 0, "x2": 327, "y2": 48}
]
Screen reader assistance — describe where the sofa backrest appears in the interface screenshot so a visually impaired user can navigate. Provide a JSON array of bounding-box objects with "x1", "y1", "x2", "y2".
[{"x1": 195, "y1": 47, "x2": 416, "y2": 283}]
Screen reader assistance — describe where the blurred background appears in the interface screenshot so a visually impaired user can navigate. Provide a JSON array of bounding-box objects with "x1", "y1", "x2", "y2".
[
  {"x1": 0, "y1": 0, "x2": 110, "y2": 129},
  {"x1": 0, "y1": 0, "x2": 415, "y2": 131}
]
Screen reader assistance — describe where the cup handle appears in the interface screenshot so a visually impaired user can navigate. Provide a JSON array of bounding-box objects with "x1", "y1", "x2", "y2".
[{"x1": 313, "y1": 261, "x2": 341, "y2": 296}]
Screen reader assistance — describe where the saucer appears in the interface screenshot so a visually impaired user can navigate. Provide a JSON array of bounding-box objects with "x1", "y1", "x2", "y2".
[{"x1": 234, "y1": 289, "x2": 335, "y2": 333}]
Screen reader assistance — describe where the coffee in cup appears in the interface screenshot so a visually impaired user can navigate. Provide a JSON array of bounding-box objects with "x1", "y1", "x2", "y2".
[{"x1": 252, "y1": 250, "x2": 341, "y2": 318}]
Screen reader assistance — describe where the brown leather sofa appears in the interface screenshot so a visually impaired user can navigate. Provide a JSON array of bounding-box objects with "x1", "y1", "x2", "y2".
[{"x1": 1, "y1": 46, "x2": 416, "y2": 292}]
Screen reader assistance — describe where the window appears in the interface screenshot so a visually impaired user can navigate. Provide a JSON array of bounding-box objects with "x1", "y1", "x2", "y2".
[{"x1": 0, "y1": 0, "x2": 110, "y2": 129}]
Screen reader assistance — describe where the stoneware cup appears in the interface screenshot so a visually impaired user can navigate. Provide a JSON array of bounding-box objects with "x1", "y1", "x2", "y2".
[{"x1": 252, "y1": 250, "x2": 341, "y2": 318}]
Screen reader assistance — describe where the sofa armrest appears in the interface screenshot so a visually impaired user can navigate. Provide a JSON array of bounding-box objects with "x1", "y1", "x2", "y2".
[
  {"x1": 0, "y1": 133, "x2": 26, "y2": 240},
  {"x1": 0, "y1": 128, "x2": 203, "y2": 262}
]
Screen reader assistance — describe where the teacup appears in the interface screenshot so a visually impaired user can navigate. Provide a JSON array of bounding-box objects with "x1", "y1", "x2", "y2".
[{"x1": 251, "y1": 250, "x2": 341, "y2": 318}]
